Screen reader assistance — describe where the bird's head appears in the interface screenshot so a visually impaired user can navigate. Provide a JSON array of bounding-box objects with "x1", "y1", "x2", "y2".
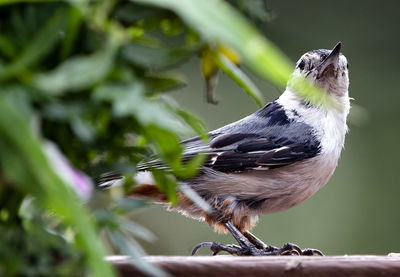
[{"x1": 293, "y1": 42, "x2": 349, "y2": 98}]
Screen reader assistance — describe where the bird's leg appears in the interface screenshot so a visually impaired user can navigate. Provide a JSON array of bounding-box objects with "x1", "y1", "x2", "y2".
[
  {"x1": 192, "y1": 221, "x2": 268, "y2": 256},
  {"x1": 192, "y1": 222, "x2": 324, "y2": 256},
  {"x1": 243, "y1": 230, "x2": 278, "y2": 252},
  {"x1": 223, "y1": 221, "x2": 265, "y2": 255},
  {"x1": 190, "y1": 196, "x2": 324, "y2": 256}
]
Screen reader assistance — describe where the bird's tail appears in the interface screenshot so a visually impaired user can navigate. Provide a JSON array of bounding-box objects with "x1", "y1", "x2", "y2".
[{"x1": 98, "y1": 172, "x2": 125, "y2": 188}]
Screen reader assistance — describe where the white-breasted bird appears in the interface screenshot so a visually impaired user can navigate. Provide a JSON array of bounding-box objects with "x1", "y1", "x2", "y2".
[{"x1": 100, "y1": 42, "x2": 350, "y2": 256}]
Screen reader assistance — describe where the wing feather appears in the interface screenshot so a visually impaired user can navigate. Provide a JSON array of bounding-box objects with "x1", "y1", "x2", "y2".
[{"x1": 133, "y1": 101, "x2": 321, "y2": 173}]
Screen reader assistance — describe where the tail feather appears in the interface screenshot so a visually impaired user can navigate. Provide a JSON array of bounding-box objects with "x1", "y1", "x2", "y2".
[
  {"x1": 98, "y1": 172, "x2": 124, "y2": 189},
  {"x1": 98, "y1": 171, "x2": 156, "y2": 191}
]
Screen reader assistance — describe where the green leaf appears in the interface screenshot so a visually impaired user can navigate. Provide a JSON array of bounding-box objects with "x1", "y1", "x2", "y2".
[
  {"x1": 165, "y1": 102, "x2": 207, "y2": 141},
  {"x1": 179, "y1": 184, "x2": 212, "y2": 214},
  {"x1": 144, "y1": 126, "x2": 183, "y2": 171},
  {"x1": 119, "y1": 217, "x2": 156, "y2": 242},
  {"x1": 151, "y1": 169, "x2": 178, "y2": 205},
  {"x1": 0, "y1": 0, "x2": 56, "y2": 5},
  {"x1": 107, "y1": 229, "x2": 167, "y2": 277},
  {"x1": 113, "y1": 198, "x2": 148, "y2": 214},
  {"x1": 234, "y1": 0, "x2": 273, "y2": 22},
  {"x1": 217, "y1": 52, "x2": 264, "y2": 107},
  {"x1": 174, "y1": 153, "x2": 206, "y2": 179},
  {"x1": 133, "y1": 0, "x2": 340, "y2": 110},
  {"x1": 0, "y1": 94, "x2": 115, "y2": 277},
  {"x1": 70, "y1": 115, "x2": 95, "y2": 143},
  {"x1": 34, "y1": 43, "x2": 117, "y2": 95},
  {"x1": 145, "y1": 73, "x2": 187, "y2": 94},
  {"x1": 94, "y1": 83, "x2": 185, "y2": 133},
  {"x1": 0, "y1": 7, "x2": 65, "y2": 81},
  {"x1": 132, "y1": 0, "x2": 292, "y2": 87},
  {"x1": 0, "y1": 34, "x2": 16, "y2": 58},
  {"x1": 113, "y1": 3, "x2": 163, "y2": 24},
  {"x1": 122, "y1": 43, "x2": 193, "y2": 70},
  {"x1": 176, "y1": 109, "x2": 207, "y2": 140},
  {"x1": 61, "y1": 6, "x2": 83, "y2": 59}
]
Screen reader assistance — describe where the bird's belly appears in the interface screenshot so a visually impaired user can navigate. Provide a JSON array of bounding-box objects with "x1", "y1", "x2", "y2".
[{"x1": 254, "y1": 155, "x2": 338, "y2": 214}]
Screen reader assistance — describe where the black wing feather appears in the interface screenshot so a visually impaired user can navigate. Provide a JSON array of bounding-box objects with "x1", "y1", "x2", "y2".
[
  {"x1": 210, "y1": 133, "x2": 258, "y2": 148},
  {"x1": 136, "y1": 101, "x2": 321, "y2": 173},
  {"x1": 236, "y1": 138, "x2": 275, "y2": 152}
]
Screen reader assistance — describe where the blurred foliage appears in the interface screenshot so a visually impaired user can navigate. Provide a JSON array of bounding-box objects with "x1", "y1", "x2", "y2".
[{"x1": 0, "y1": 0, "x2": 296, "y2": 276}]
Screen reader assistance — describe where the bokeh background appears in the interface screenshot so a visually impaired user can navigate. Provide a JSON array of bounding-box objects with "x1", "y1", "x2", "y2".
[{"x1": 130, "y1": 0, "x2": 400, "y2": 256}]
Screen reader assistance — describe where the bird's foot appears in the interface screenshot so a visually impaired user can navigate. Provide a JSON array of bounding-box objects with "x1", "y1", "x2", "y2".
[
  {"x1": 191, "y1": 241, "x2": 324, "y2": 256},
  {"x1": 191, "y1": 241, "x2": 272, "y2": 256},
  {"x1": 277, "y1": 242, "x2": 324, "y2": 256}
]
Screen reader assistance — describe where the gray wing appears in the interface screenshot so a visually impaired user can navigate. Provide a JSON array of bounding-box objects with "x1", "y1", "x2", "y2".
[{"x1": 139, "y1": 101, "x2": 321, "y2": 173}]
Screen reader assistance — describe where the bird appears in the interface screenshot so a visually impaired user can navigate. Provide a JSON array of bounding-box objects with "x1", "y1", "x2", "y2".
[{"x1": 100, "y1": 42, "x2": 350, "y2": 256}]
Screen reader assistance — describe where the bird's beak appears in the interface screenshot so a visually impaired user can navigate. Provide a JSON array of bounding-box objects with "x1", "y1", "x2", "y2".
[{"x1": 317, "y1": 42, "x2": 341, "y2": 78}]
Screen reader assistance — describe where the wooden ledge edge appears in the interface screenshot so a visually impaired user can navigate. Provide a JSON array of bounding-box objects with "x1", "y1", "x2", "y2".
[{"x1": 107, "y1": 255, "x2": 400, "y2": 277}]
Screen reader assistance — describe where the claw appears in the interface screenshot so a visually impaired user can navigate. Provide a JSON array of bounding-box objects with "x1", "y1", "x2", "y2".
[
  {"x1": 192, "y1": 241, "x2": 244, "y2": 256},
  {"x1": 279, "y1": 243, "x2": 302, "y2": 255},
  {"x1": 191, "y1": 242, "x2": 214, "y2": 256},
  {"x1": 278, "y1": 243, "x2": 324, "y2": 256},
  {"x1": 302, "y1": 248, "x2": 324, "y2": 256}
]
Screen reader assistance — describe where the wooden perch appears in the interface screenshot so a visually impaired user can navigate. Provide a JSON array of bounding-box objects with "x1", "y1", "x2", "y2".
[{"x1": 108, "y1": 255, "x2": 400, "y2": 277}]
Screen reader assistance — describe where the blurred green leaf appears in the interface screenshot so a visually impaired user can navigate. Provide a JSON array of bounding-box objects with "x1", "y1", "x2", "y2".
[
  {"x1": 113, "y1": 198, "x2": 148, "y2": 214},
  {"x1": 0, "y1": 0, "x2": 56, "y2": 5},
  {"x1": 163, "y1": 98, "x2": 208, "y2": 140},
  {"x1": 134, "y1": 0, "x2": 340, "y2": 110},
  {"x1": 113, "y1": 2, "x2": 163, "y2": 24},
  {"x1": 144, "y1": 126, "x2": 182, "y2": 171},
  {"x1": 217, "y1": 52, "x2": 264, "y2": 107},
  {"x1": 119, "y1": 217, "x2": 156, "y2": 242},
  {"x1": 122, "y1": 43, "x2": 194, "y2": 70},
  {"x1": 0, "y1": 95, "x2": 115, "y2": 277},
  {"x1": 61, "y1": 6, "x2": 83, "y2": 59},
  {"x1": 151, "y1": 169, "x2": 178, "y2": 205},
  {"x1": 175, "y1": 109, "x2": 207, "y2": 141},
  {"x1": 232, "y1": 0, "x2": 273, "y2": 22},
  {"x1": 145, "y1": 73, "x2": 187, "y2": 94},
  {"x1": 107, "y1": 229, "x2": 167, "y2": 277},
  {"x1": 0, "y1": 34, "x2": 16, "y2": 58},
  {"x1": 70, "y1": 115, "x2": 95, "y2": 142},
  {"x1": 174, "y1": 153, "x2": 206, "y2": 179},
  {"x1": 0, "y1": 7, "x2": 65, "y2": 81},
  {"x1": 42, "y1": 101, "x2": 96, "y2": 142},
  {"x1": 159, "y1": 17, "x2": 183, "y2": 36},
  {"x1": 179, "y1": 184, "x2": 212, "y2": 214},
  {"x1": 34, "y1": 43, "x2": 117, "y2": 94},
  {"x1": 94, "y1": 82, "x2": 185, "y2": 133},
  {"x1": 133, "y1": 0, "x2": 292, "y2": 87}
]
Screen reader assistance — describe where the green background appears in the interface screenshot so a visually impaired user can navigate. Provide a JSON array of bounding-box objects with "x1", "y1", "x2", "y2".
[{"x1": 131, "y1": 0, "x2": 400, "y2": 256}]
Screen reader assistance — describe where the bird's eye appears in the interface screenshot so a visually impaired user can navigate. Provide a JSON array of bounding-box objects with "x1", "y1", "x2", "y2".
[
  {"x1": 320, "y1": 54, "x2": 327, "y2": 60},
  {"x1": 298, "y1": 60, "x2": 305, "y2": 70},
  {"x1": 346, "y1": 63, "x2": 349, "y2": 69}
]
